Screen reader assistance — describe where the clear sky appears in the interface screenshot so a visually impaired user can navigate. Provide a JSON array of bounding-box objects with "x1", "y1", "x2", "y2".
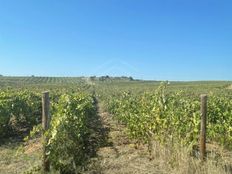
[{"x1": 0, "y1": 0, "x2": 231, "y2": 80}]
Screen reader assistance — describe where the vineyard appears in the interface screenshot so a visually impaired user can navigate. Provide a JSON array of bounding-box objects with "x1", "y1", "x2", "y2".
[
  {"x1": 0, "y1": 77, "x2": 232, "y2": 173},
  {"x1": 107, "y1": 83, "x2": 232, "y2": 148}
]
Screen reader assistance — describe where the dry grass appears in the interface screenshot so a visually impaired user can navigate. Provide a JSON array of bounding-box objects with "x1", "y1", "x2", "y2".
[
  {"x1": 227, "y1": 85, "x2": 232, "y2": 89},
  {"x1": 83, "y1": 102, "x2": 232, "y2": 174},
  {"x1": 0, "y1": 140, "x2": 41, "y2": 174},
  {"x1": 85, "y1": 133, "x2": 232, "y2": 174},
  {"x1": 1, "y1": 101, "x2": 232, "y2": 174},
  {"x1": 24, "y1": 138, "x2": 42, "y2": 155},
  {"x1": 148, "y1": 142, "x2": 232, "y2": 174}
]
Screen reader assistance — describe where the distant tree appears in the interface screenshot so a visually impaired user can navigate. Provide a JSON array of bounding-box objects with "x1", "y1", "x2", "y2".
[
  {"x1": 0, "y1": 74, "x2": 3, "y2": 77},
  {"x1": 31, "y1": 75, "x2": 35, "y2": 77},
  {"x1": 129, "y1": 76, "x2": 134, "y2": 81},
  {"x1": 99, "y1": 75, "x2": 111, "y2": 81},
  {"x1": 90, "y1": 76, "x2": 96, "y2": 81}
]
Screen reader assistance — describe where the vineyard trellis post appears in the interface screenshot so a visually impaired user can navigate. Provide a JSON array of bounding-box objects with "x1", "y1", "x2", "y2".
[
  {"x1": 42, "y1": 91, "x2": 50, "y2": 172},
  {"x1": 200, "y1": 94, "x2": 207, "y2": 161}
]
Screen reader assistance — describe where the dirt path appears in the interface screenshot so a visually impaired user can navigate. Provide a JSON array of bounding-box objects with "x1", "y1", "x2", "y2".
[{"x1": 84, "y1": 101, "x2": 160, "y2": 174}]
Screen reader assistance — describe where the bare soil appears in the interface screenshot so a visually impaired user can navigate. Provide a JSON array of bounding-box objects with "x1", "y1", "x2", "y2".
[
  {"x1": 1, "y1": 100, "x2": 231, "y2": 174},
  {"x1": 83, "y1": 101, "x2": 232, "y2": 174},
  {"x1": 83, "y1": 102, "x2": 161, "y2": 174}
]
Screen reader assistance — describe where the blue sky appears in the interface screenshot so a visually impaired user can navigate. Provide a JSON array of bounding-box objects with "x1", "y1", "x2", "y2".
[{"x1": 0, "y1": 0, "x2": 231, "y2": 80}]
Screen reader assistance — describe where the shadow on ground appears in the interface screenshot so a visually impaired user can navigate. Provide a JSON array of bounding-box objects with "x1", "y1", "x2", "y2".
[{"x1": 83, "y1": 97, "x2": 114, "y2": 173}]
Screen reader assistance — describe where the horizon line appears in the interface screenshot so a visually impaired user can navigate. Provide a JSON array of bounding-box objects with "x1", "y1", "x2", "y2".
[{"x1": 0, "y1": 75, "x2": 231, "y2": 82}]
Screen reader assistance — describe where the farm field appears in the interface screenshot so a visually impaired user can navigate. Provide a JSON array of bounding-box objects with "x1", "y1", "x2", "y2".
[
  {"x1": 1, "y1": 0, "x2": 231, "y2": 173},
  {"x1": 0, "y1": 76, "x2": 232, "y2": 174}
]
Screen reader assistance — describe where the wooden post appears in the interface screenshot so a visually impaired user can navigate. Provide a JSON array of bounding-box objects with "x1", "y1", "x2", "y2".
[
  {"x1": 200, "y1": 94, "x2": 207, "y2": 161},
  {"x1": 42, "y1": 91, "x2": 50, "y2": 172}
]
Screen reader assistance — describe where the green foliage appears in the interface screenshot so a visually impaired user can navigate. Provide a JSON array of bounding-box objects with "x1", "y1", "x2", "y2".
[
  {"x1": 23, "y1": 124, "x2": 43, "y2": 142},
  {"x1": 108, "y1": 83, "x2": 232, "y2": 150},
  {"x1": 207, "y1": 93, "x2": 232, "y2": 149},
  {"x1": 47, "y1": 93, "x2": 95, "y2": 173},
  {"x1": 0, "y1": 90, "x2": 41, "y2": 138},
  {"x1": 1, "y1": 78, "x2": 232, "y2": 172}
]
